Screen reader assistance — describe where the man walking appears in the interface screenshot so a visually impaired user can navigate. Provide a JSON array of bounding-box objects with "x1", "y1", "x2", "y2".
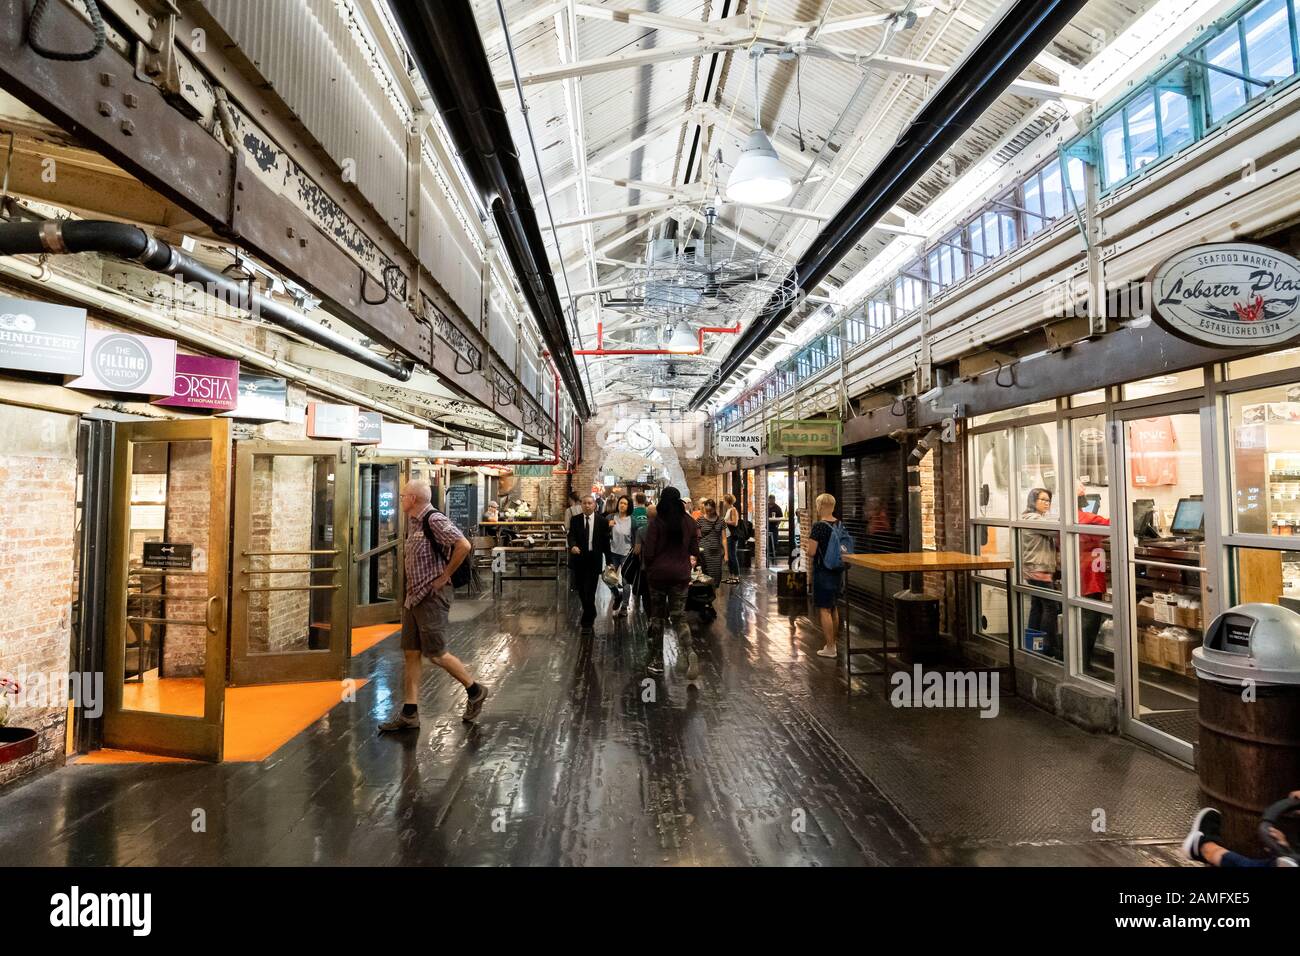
[
  {"x1": 568, "y1": 493, "x2": 612, "y2": 630},
  {"x1": 379, "y1": 480, "x2": 489, "y2": 732}
]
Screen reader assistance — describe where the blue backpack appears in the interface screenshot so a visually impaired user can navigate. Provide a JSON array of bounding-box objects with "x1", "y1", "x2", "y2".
[{"x1": 822, "y1": 522, "x2": 854, "y2": 571}]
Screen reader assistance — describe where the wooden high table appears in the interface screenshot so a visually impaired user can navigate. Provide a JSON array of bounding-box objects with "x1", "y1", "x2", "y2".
[{"x1": 839, "y1": 551, "x2": 1015, "y2": 695}]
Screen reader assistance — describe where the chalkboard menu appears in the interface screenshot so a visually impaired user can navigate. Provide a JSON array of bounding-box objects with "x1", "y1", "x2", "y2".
[{"x1": 445, "y1": 484, "x2": 478, "y2": 536}]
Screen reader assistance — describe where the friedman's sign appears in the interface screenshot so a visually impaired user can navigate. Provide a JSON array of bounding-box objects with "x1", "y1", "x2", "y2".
[
  {"x1": 1150, "y1": 242, "x2": 1300, "y2": 348},
  {"x1": 154, "y1": 354, "x2": 239, "y2": 411},
  {"x1": 717, "y1": 432, "x2": 763, "y2": 458}
]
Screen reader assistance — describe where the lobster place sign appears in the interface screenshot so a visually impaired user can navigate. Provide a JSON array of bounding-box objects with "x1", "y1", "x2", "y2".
[{"x1": 1150, "y1": 242, "x2": 1300, "y2": 348}]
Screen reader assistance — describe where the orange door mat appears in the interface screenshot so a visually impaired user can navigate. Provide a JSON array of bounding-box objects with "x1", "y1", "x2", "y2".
[
  {"x1": 351, "y1": 623, "x2": 399, "y2": 656},
  {"x1": 76, "y1": 677, "x2": 368, "y2": 764}
]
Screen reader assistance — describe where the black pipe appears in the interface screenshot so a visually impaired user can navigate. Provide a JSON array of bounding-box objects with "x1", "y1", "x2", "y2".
[
  {"x1": 390, "y1": 0, "x2": 592, "y2": 420},
  {"x1": 0, "y1": 220, "x2": 415, "y2": 381},
  {"x1": 688, "y1": 0, "x2": 1090, "y2": 411}
]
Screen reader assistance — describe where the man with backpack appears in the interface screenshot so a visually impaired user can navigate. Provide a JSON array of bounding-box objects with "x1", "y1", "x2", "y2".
[
  {"x1": 805, "y1": 493, "x2": 853, "y2": 660},
  {"x1": 379, "y1": 480, "x2": 489, "y2": 732}
]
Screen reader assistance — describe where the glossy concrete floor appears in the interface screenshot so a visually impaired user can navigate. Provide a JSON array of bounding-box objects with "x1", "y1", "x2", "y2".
[{"x1": 0, "y1": 575, "x2": 1195, "y2": 866}]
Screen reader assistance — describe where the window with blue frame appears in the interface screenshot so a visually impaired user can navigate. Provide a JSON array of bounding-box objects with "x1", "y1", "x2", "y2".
[{"x1": 1084, "y1": 0, "x2": 1300, "y2": 192}]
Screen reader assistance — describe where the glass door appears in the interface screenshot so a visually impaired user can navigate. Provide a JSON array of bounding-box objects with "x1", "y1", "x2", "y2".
[
  {"x1": 229, "y1": 442, "x2": 352, "y2": 685},
  {"x1": 1112, "y1": 404, "x2": 1215, "y2": 759},
  {"x1": 103, "y1": 419, "x2": 229, "y2": 761},
  {"x1": 352, "y1": 455, "x2": 405, "y2": 626}
]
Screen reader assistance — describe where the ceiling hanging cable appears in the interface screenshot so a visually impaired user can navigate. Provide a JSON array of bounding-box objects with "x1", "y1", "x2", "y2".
[{"x1": 493, "y1": 0, "x2": 596, "y2": 403}]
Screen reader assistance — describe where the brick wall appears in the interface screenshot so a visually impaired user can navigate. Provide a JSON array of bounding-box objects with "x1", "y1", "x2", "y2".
[
  {"x1": 0, "y1": 406, "x2": 77, "y2": 788},
  {"x1": 245, "y1": 454, "x2": 314, "y2": 654},
  {"x1": 161, "y1": 441, "x2": 210, "y2": 677}
]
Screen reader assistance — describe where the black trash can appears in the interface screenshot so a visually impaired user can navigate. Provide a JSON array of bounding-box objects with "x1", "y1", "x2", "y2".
[{"x1": 1193, "y1": 603, "x2": 1300, "y2": 852}]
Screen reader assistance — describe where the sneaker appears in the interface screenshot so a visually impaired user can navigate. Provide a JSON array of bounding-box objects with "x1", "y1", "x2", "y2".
[
  {"x1": 462, "y1": 685, "x2": 489, "y2": 722},
  {"x1": 1182, "y1": 807, "x2": 1221, "y2": 863},
  {"x1": 378, "y1": 709, "x2": 420, "y2": 734},
  {"x1": 685, "y1": 650, "x2": 700, "y2": 681},
  {"x1": 646, "y1": 657, "x2": 664, "y2": 677},
  {"x1": 816, "y1": 646, "x2": 838, "y2": 658}
]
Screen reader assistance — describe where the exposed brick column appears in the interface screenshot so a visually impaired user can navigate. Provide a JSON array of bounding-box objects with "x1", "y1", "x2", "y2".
[{"x1": 0, "y1": 406, "x2": 77, "y2": 787}]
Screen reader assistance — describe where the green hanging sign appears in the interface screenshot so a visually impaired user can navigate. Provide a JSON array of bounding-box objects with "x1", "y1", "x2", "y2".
[
  {"x1": 512, "y1": 465, "x2": 553, "y2": 477},
  {"x1": 768, "y1": 418, "x2": 842, "y2": 456}
]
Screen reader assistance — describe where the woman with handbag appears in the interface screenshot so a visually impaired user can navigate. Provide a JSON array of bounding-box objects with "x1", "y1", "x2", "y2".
[{"x1": 607, "y1": 495, "x2": 634, "y2": 617}]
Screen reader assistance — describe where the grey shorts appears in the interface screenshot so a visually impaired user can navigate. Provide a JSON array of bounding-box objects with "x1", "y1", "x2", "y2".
[{"x1": 401, "y1": 585, "x2": 451, "y2": 657}]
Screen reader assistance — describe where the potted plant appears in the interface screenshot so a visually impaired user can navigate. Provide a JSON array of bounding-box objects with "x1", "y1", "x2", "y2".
[{"x1": 0, "y1": 672, "x2": 37, "y2": 765}]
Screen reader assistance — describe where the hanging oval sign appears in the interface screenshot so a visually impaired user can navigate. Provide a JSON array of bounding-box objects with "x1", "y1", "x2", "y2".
[{"x1": 1149, "y1": 242, "x2": 1300, "y2": 347}]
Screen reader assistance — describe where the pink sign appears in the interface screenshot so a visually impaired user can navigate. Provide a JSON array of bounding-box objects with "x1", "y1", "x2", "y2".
[{"x1": 154, "y1": 354, "x2": 240, "y2": 410}]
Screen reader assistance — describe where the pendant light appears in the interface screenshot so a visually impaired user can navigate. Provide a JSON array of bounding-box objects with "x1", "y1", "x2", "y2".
[
  {"x1": 666, "y1": 323, "x2": 699, "y2": 353},
  {"x1": 726, "y1": 51, "x2": 791, "y2": 205}
]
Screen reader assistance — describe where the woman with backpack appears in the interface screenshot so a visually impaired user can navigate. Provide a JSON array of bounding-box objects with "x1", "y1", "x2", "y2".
[{"x1": 805, "y1": 493, "x2": 845, "y2": 659}]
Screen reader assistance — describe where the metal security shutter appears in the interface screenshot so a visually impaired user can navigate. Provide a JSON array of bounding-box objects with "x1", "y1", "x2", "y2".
[{"x1": 840, "y1": 439, "x2": 906, "y2": 628}]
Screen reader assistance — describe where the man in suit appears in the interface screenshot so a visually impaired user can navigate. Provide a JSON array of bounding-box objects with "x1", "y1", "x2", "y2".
[{"x1": 568, "y1": 493, "x2": 612, "y2": 629}]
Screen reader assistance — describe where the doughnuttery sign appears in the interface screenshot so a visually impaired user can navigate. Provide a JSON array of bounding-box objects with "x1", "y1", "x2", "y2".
[
  {"x1": 768, "y1": 419, "x2": 842, "y2": 456},
  {"x1": 1150, "y1": 242, "x2": 1300, "y2": 347},
  {"x1": 0, "y1": 296, "x2": 86, "y2": 375}
]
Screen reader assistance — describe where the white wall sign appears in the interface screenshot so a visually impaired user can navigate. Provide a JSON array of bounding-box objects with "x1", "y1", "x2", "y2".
[
  {"x1": 67, "y1": 329, "x2": 176, "y2": 395},
  {"x1": 717, "y1": 432, "x2": 763, "y2": 458},
  {"x1": 379, "y1": 422, "x2": 428, "y2": 453},
  {"x1": 1150, "y1": 243, "x2": 1300, "y2": 348},
  {"x1": 306, "y1": 402, "x2": 358, "y2": 439}
]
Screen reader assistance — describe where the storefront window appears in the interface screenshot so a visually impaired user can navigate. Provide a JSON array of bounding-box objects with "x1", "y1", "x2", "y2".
[
  {"x1": 1071, "y1": 414, "x2": 1111, "y2": 519},
  {"x1": 1019, "y1": 591, "x2": 1063, "y2": 662},
  {"x1": 1016, "y1": 522, "x2": 1061, "y2": 592},
  {"x1": 1014, "y1": 422, "x2": 1059, "y2": 519},
  {"x1": 970, "y1": 400, "x2": 1055, "y2": 426},
  {"x1": 1229, "y1": 546, "x2": 1300, "y2": 606},
  {"x1": 976, "y1": 584, "x2": 1010, "y2": 647},
  {"x1": 1122, "y1": 368, "x2": 1204, "y2": 401},
  {"x1": 971, "y1": 430, "x2": 1010, "y2": 520},
  {"x1": 1070, "y1": 389, "x2": 1106, "y2": 407},
  {"x1": 972, "y1": 524, "x2": 1010, "y2": 583},
  {"x1": 1070, "y1": 530, "x2": 1112, "y2": 603},
  {"x1": 1228, "y1": 384, "x2": 1300, "y2": 535},
  {"x1": 1074, "y1": 607, "x2": 1115, "y2": 685},
  {"x1": 1227, "y1": 347, "x2": 1300, "y2": 379}
]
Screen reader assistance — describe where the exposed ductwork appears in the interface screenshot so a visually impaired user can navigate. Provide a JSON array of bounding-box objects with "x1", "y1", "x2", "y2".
[
  {"x1": 0, "y1": 219, "x2": 415, "y2": 381},
  {"x1": 389, "y1": 0, "x2": 592, "y2": 420},
  {"x1": 688, "y1": 0, "x2": 1091, "y2": 411}
]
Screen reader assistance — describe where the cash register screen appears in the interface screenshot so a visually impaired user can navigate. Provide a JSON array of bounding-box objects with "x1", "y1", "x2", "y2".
[{"x1": 1170, "y1": 498, "x2": 1204, "y2": 537}]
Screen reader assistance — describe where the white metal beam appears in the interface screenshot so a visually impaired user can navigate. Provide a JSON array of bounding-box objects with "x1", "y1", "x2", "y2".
[
  {"x1": 572, "y1": 3, "x2": 753, "y2": 40},
  {"x1": 543, "y1": 199, "x2": 682, "y2": 230},
  {"x1": 495, "y1": 37, "x2": 745, "y2": 90},
  {"x1": 481, "y1": 1, "x2": 566, "y2": 51}
]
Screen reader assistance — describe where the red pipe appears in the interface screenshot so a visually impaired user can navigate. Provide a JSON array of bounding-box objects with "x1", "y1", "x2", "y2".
[
  {"x1": 573, "y1": 321, "x2": 740, "y2": 356},
  {"x1": 445, "y1": 352, "x2": 565, "y2": 468}
]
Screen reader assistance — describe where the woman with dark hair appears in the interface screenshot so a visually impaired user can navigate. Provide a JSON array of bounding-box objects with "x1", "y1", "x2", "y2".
[
  {"x1": 641, "y1": 486, "x2": 700, "y2": 679},
  {"x1": 1020, "y1": 487, "x2": 1061, "y2": 660},
  {"x1": 608, "y1": 495, "x2": 634, "y2": 617}
]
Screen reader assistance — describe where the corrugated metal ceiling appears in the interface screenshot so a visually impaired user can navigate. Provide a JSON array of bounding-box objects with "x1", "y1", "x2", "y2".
[{"x1": 472, "y1": 0, "x2": 1161, "y2": 403}]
